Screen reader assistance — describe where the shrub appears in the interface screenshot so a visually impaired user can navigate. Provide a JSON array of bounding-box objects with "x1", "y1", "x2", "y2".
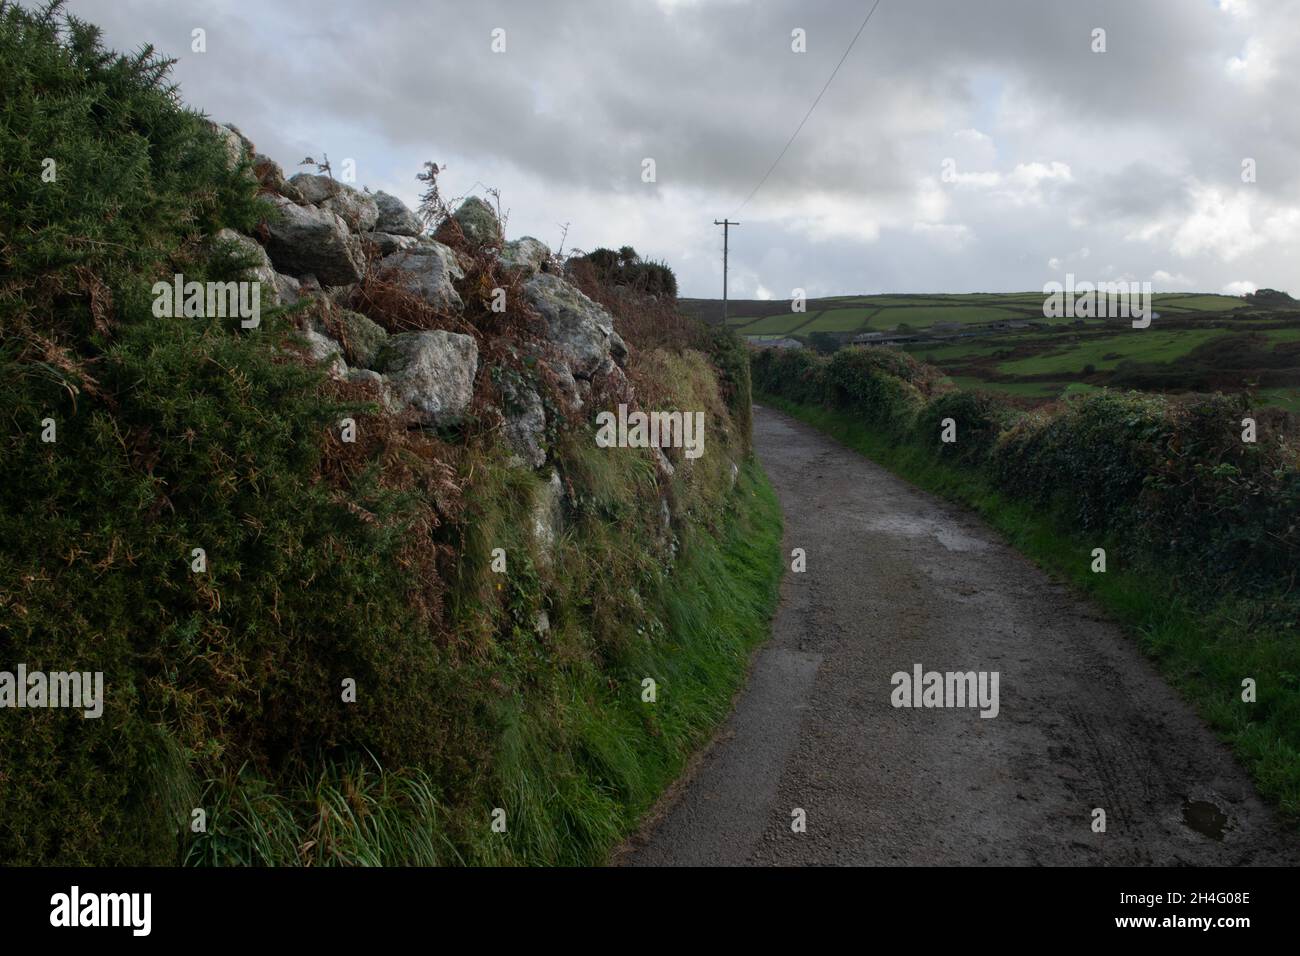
[
  {"x1": 992, "y1": 391, "x2": 1173, "y2": 533},
  {"x1": 704, "y1": 326, "x2": 752, "y2": 454},
  {"x1": 987, "y1": 388, "x2": 1300, "y2": 594},
  {"x1": 751, "y1": 346, "x2": 825, "y2": 407},
  {"x1": 578, "y1": 247, "x2": 678, "y2": 300},
  {"x1": 1131, "y1": 394, "x2": 1299, "y2": 592},
  {"x1": 821, "y1": 347, "x2": 938, "y2": 436},
  {"x1": 0, "y1": 0, "x2": 465, "y2": 863},
  {"x1": 919, "y1": 389, "x2": 1015, "y2": 465},
  {"x1": 566, "y1": 254, "x2": 699, "y2": 356}
]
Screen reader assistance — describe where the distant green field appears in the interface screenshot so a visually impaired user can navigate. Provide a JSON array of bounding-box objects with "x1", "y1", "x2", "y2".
[
  {"x1": 735, "y1": 312, "x2": 809, "y2": 334},
  {"x1": 1156, "y1": 294, "x2": 1249, "y2": 311},
  {"x1": 699, "y1": 291, "x2": 1253, "y2": 330},
  {"x1": 1060, "y1": 382, "x2": 1105, "y2": 399},
  {"x1": 894, "y1": 306, "x2": 1297, "y2": 411},
  {"x1": 912, "y1": 337, "x2": 1031, "y2": 363},
  {"x1": 872, "y1": 305, "x2": 1026, "y2": 329},
  {"x1": 837, "y1": 295, "x2": 958, "y2": 307},
  {"x1": 726, "y1": 292, "x2": 1160, "y2": 336},
  {"x1": 803, "y1": 308, "x2": 879, "y2": 332},
  {"x1": 741, "y1": 302, "x2": 1038, "y2": 334},
  {"x1": 738, "y1": 312, "x2": 877, "y2": 335},
  {"x1": 948, "y1": 376, "x2": 1059, "y2": 398},
  {"x1": 1255, "y1": 388, "x2": 1300, "y2": 412},
  {"x1": 996, "y1": 329, "x2": 1228, "y2": 376},
  {"x1": 724, "y1": 288, "x2": 1293, "y2": 413}
]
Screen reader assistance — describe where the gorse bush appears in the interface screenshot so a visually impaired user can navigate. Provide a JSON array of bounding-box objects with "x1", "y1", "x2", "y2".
[
  {"x1": 0, "y1": 1, "x2": 264, "y2": 342},
  {"x1": 751, "y1": 345, "x2": 821, "y2": 404},
  {"x1": 0, "y1": 0, "x2": 471, "y2": 863},
  {"x1": 579, "y1": 247, "x2": 678, "y2": 300}
]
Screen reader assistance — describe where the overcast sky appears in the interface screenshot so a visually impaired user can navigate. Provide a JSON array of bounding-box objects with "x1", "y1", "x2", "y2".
[{"x1": 51, "y1": 0, "x2": 1300, "y2": 299}]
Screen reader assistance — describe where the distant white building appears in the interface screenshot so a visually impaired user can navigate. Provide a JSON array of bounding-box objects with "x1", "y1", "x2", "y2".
[{"x1": 852, "y1": 331, "x2": 917, "y2": 346}]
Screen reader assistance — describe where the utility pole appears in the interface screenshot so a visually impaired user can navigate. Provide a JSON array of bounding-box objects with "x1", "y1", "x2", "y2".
[{"x1": 714, "y1": 219, "x2": 738, "y2": 324}]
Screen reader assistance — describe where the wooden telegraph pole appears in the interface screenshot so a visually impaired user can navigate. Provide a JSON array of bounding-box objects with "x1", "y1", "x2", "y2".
[{"x1": 714, "y1": 219, "x2": 738, "y2": 324}]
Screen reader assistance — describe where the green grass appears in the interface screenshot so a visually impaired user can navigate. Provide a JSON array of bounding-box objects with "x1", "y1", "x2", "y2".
[
  {"x1": 756, "y1": 391, "x2": 1300, "y2": 824},
  {"x1": 467, "y1": 459, "x2": 784, "y2": 866},
  {"x1": 948, "y1": 376, "x2": 1061, "y2": 399},
  {"x1": 910, "y1": 338, "x2": 1031, "y2": 363},
  {"x1": 1256, "y1": 388, "x2": 1300, "y2": 413},
  {"x1": 840, "y1": 295, "x2": 960, "y2": 307},
  {"x1": 1158, "y1": 294, "x2": 1249, "y2": 311},
  {"x1": 187, "y1": 460, "x2": 785, "y2": 865},
  {"x1": 801, "y1": 308, "x2": 879, "y2": 332},
  {"x1": 996, "y1": 329, "x2": 1229, "y2": 376},
  {"x1": 186, "y1": 755, "x2": 466, "y2": 866},
  {"x1": 738, "y1": 311, "x2": 814, "y2": 334},
  {"x1": 1061, "y1": 381, "x2": 1105, "y2": 399},
  {"x1": 871, "y1": 305, "x2": 1025, "y2": 329}
]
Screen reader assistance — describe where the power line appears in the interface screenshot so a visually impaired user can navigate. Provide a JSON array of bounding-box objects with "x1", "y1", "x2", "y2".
[{"x1": 733, "y1": 0, "x2": 884, "y2": 214}]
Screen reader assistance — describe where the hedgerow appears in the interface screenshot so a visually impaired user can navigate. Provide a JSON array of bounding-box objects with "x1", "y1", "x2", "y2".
[{"x1": 920, "y1": 389, "x2": 1012, "y2": 466}]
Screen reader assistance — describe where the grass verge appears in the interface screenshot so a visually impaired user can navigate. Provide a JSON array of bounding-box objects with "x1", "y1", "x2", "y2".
[
  {"x1": 757, "y1": 391, "x2": 1300, "y2": 823},
  {"x1": 187, "y1": 459, "x2": 784, "y2": 865}
]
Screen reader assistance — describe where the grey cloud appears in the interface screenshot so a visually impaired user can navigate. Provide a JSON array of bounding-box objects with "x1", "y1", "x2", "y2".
[{"x1": 44, "y1": 0, "x2": 1300, "y2": 297}]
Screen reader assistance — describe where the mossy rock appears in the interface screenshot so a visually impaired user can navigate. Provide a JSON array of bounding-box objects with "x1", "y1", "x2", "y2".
[{"x1": 337, "y1": 309, "x2": 388, "y2": 368}]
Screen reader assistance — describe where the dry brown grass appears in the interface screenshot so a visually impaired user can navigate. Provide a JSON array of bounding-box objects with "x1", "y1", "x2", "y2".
[{"x1": 316, "y1": 372, "x2": 465, "y2": 644}]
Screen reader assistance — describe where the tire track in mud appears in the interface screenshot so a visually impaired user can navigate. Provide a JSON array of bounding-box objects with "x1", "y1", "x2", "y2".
[{"x1": 618, "y1": 405, "x2": 1298, "y2": 866}]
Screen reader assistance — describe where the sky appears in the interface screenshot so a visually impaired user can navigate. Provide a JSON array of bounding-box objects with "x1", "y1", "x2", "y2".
[{"x1": 47, "y1": 0, "x2": 1300, "y2": 299}]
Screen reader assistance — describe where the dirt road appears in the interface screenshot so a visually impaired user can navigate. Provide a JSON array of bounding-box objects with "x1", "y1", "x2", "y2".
[{"x1": 620, "y1": 405, "x2": 1298, "y2": 865}]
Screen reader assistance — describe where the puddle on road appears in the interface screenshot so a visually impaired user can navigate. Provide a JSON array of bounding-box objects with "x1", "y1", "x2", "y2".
[
  {"x1": 863, "y1": 514, "x2": 991, "y2": 552},
  {"x1": 1182, "y1": 798, "x2": 1230, "y2": 841}
]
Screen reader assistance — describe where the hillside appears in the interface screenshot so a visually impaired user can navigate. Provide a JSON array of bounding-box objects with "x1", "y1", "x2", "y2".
[{"x1": 682, "y1": 292, "x2": 1300, "y2": 414}]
